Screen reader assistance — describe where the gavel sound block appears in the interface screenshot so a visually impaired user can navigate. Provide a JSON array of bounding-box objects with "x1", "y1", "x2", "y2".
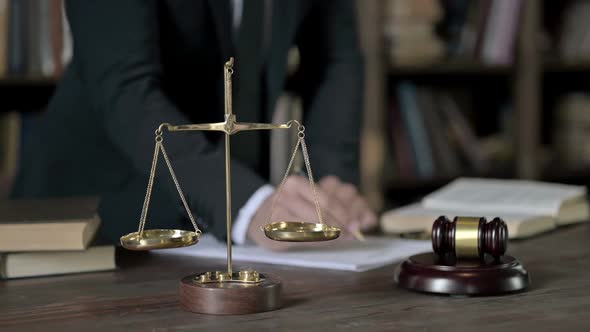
[{"x1": 394, "y1": 216, "x2": 530, "y2": 295}]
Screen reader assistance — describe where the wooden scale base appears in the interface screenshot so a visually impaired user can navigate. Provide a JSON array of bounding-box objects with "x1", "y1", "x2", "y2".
[
  {"x1": 179, "y1": 271, "x2": 282, "y2": 315},
  {"x1": 394, "y1": 253, "x2": 530, "y2": 296}
]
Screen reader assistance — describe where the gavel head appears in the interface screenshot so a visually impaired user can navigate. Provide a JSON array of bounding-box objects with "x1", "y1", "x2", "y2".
[{"x1": 431, "y1": 216, "x2": 508, "y2": 260}]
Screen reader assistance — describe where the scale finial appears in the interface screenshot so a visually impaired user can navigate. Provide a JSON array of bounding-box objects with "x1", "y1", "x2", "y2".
[{"x1": 224, "y1": 57, "x2": 234, "y2": 116}]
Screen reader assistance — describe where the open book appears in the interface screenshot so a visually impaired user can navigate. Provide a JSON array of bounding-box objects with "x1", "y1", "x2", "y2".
[
  {"x1": 381, "y1": 178, "x2": 590, "y2": 239},
  {"x1": 156, "y1": 235, "x2": 431, "y2": 272}
]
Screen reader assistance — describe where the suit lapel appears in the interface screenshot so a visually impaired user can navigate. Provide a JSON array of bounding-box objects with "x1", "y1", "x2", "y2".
[{"x1": 207, "y1": 0, "x2": 233, "y2": 60}]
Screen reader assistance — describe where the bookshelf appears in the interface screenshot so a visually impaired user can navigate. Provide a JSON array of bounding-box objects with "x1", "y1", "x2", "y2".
[
  {"x1": 0, "y1": 79, "x2": 55, "y2": 112},
  {"x1": 1, "y1": 0, "x2": 588, "y2": 209},
  {"x1": 357, "y1": 0, "x2": 590, "y2": 211},
  {"x1": 0, "y1": 0, "x2": 66, "y2": 112},
  {"x1": 389, "y1": 61, "x2": 512, "y2": 77}
]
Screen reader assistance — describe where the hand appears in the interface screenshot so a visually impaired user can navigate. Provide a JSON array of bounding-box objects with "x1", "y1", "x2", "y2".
[
  {"x1": 247, "y1": 175, "x2": 377, "y2": 251},
  {"x1": 318, "y1": 176, "x2": 377, "y2": 234}
]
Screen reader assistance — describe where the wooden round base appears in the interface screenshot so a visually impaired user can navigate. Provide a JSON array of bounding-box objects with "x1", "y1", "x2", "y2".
[
  {"x1": 179, "y1": 273, "x2": 282, "y2": 315},
  {"x1": 394, "y1": 253, "x2": 530, "y2": 296}
]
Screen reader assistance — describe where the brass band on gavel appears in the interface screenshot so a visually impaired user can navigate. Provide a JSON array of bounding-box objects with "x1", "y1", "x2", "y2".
[
  {"x1": 454, "y1": 217, "x2": 482, "y2": 258},
  {"x1": 432, "y1": 216, "x2": 508, "y2": 260}
]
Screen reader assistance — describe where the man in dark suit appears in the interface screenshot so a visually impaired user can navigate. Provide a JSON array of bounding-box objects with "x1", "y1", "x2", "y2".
[{"x1": 13, "y1": 0, "x2": 376, "y2": 250}]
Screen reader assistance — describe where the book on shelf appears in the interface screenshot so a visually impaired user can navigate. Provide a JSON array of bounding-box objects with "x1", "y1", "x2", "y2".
[
  {"x1": 397, "y1": 82, "x2": 435, "y2": 179},
  {"x1": 437, "y1": 0, "x2": 522, "y2": 64},
  {"x1": 26, "y1": 0, "x2": 41, "y2": 76},
  {"x1": 479, "y1": 0, "x2": 523, "y2": 65},
  {"x1": 0, "y1": 0, "x2": 7, "y2": 77},
  {"x1": 383, "y1": 0, "x2": 445, "y2": 65},
  {"x1": 558, "y1": 0, "x2": 590, "y2": 61},
  {"x1": 381, "y1": 177, "x2": 590, "y2": 239},
  {"x1": 0, "y1": 245, "x2": 115, "y2": 279},
  {"x1": 0, "y1": 111, "x2": 20, "y2": 199},
  {"x1": 2, "y1": 0, "x2": 68, "y2": 79},
  {"x1": 7, "y1": 0, "x2": 26, "y2": 76},
  {"x1": 388, "y1": 83, "x2": 492, "y2": 182},
  {"x1": 437, "y1": 92, "x2": 488, "y2": 173},
  {"x1": 0, "y1": 196, "x2": 101, "y2": 251},
  {"x1": 416, "y1": 87, "x2": 462, "y2": 177},
  {"x1": 389, "y1": 97, "x2": 416, "y2": 179},
  {"x1": 553, "y1": 93, "x2": 590, "y2": 168}
]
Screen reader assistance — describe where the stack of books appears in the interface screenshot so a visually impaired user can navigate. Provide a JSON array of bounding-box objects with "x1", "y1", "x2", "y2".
[
  {"x1": 0, "y1": 0, "x2": 71, "y2": 79},
  {"x1": 441, "y1": 0, "x2": 523, "y2": 65},
  {"x1": 389, "y1": 84, "x2": 495, "y2": 181},
  {"x1": 0, "y1": 197, "x2": 115, "y2": 279},
  {"x1": 383, "y1": 0, "x2": 446, "y2": 66}
]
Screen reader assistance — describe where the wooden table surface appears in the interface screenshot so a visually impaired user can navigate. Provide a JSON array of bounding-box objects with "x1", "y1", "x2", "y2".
[{"x1": 1, "y1": 224, "x2": 589, "y2": 332}]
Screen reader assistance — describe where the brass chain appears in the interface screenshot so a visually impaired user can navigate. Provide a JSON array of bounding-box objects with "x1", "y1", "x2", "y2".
[
  {"x1": 137, "y1": 129, "x2": 201, "y2": 235},
  {"x1": 300, "y1": 134, "x2": 324, "y2": 224},
  {"x1": 269, "y1": 136, "x2": 300, "y2": 223},
  {"x1": 268, "y1": 122, "x2": 324, "y2": 224},
  {"x1": 138, "y1": 137, "x2": 161, "y2": 233},
  {"x1": 159, "y1": 141, "x2": 201, "y2": 233}
]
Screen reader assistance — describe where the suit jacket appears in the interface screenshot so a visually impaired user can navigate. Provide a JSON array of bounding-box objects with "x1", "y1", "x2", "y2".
[{"x1": 13, "y1": 0, "x2": 364, "y2": 243}]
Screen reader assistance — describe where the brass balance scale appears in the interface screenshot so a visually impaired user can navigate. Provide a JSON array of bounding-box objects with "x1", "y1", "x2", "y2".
[{"x1": 119, "y1": 58, "x2": 340, "y2": 315}]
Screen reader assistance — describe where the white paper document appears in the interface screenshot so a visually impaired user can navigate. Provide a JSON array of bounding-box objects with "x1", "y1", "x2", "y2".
[{"x1": 156, "y1": 235, "x2": 431, "y2": 272}]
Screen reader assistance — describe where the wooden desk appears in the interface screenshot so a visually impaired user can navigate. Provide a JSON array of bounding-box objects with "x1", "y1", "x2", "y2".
[{"x1": 1, "y1": 224, "x2": 589, "y2": 332}]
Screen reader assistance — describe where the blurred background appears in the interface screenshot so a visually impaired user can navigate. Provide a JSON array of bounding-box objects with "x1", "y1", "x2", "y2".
[{"x1": 1, "y1": 0, "x2": 590, "y2": 213}]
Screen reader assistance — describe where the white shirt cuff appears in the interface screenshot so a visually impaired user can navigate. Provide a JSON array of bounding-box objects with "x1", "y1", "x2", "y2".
[{"x1": 232, "y1": 184, "x2": 275, "y2": 245}]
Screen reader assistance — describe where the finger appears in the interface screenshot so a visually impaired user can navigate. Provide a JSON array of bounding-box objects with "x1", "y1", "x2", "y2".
[
  {"x1": 272, "y1": 184, "x2": 348, "y2": 235},
  {"x1": 286, "y1": 176, "x2": 351, "y2": 228},
  {"x1": 319, "y1": 176, "x2": 341, "y2": 195},
  {"x1": 334, "y1": 182, "x2": 358, "y2": 205},
  {"x1": 332, "y1": 182, "x2": 378, "y2": 233},
  {"x1": 335, "y1": 183, "x2": 363, "y2": 229},
  {"x1": 321, "y1": 179, "x2": 361, "y2": 219},
  {"x1": 325, "y1": 182, "x2": 368, "y2": 234},
  {"x1": 284, "y1": 175, "x2": 364, "y2": 239},
  {"x1": 280, "y1": 195, "x2": 350, "y2": 237},
  {"x1": 344, "y1": 195, "x2": 365, "y2": 230},
  {"x1": 278, "y1": 192, "x2": 324, "y2": 223},
  {"x1": 360, "y1": 209, "x2": 378, "y2": 231}
]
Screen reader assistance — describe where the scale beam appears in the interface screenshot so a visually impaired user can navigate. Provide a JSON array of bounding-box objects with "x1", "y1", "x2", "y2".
[{"x1": 162, "y1": 119, "x2": 293, "y2": 135}]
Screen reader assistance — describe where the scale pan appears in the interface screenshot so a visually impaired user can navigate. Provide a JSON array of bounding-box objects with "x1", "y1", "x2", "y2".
[
  {"x1": 120, "y1": 229, "x2": 200, "y2": 250},
  {"x1": 263, "y1": 221, "x2": 340, "y2": 242}
]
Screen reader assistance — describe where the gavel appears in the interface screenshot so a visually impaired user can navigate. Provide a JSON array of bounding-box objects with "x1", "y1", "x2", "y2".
[{"x1": 432, "y1": 216, "x2": 508, "y2": 260}]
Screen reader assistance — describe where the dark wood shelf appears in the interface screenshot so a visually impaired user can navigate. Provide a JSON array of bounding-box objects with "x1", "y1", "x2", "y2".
[
  {"x1": 542, "y1": 165, "x2": 590, "y2": 185},
  {"x1": 0, "y1": 77, "x2": 57, "y2": 112},
  {"x1": 0, "y1": 77, "x2": 57, "y2": 86},
  {"x1": 388, "y1": 59, "x2": 590, "y2": 77},
  {"x1": 543, "y1": 60, "x2": 590, "y2": 74},
  {"x1": 383, "y1": 176, "x2": 459, "y2": 208},
  {"x1": 388, "y1": 60, "x2": 512, "y2": 77}
]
